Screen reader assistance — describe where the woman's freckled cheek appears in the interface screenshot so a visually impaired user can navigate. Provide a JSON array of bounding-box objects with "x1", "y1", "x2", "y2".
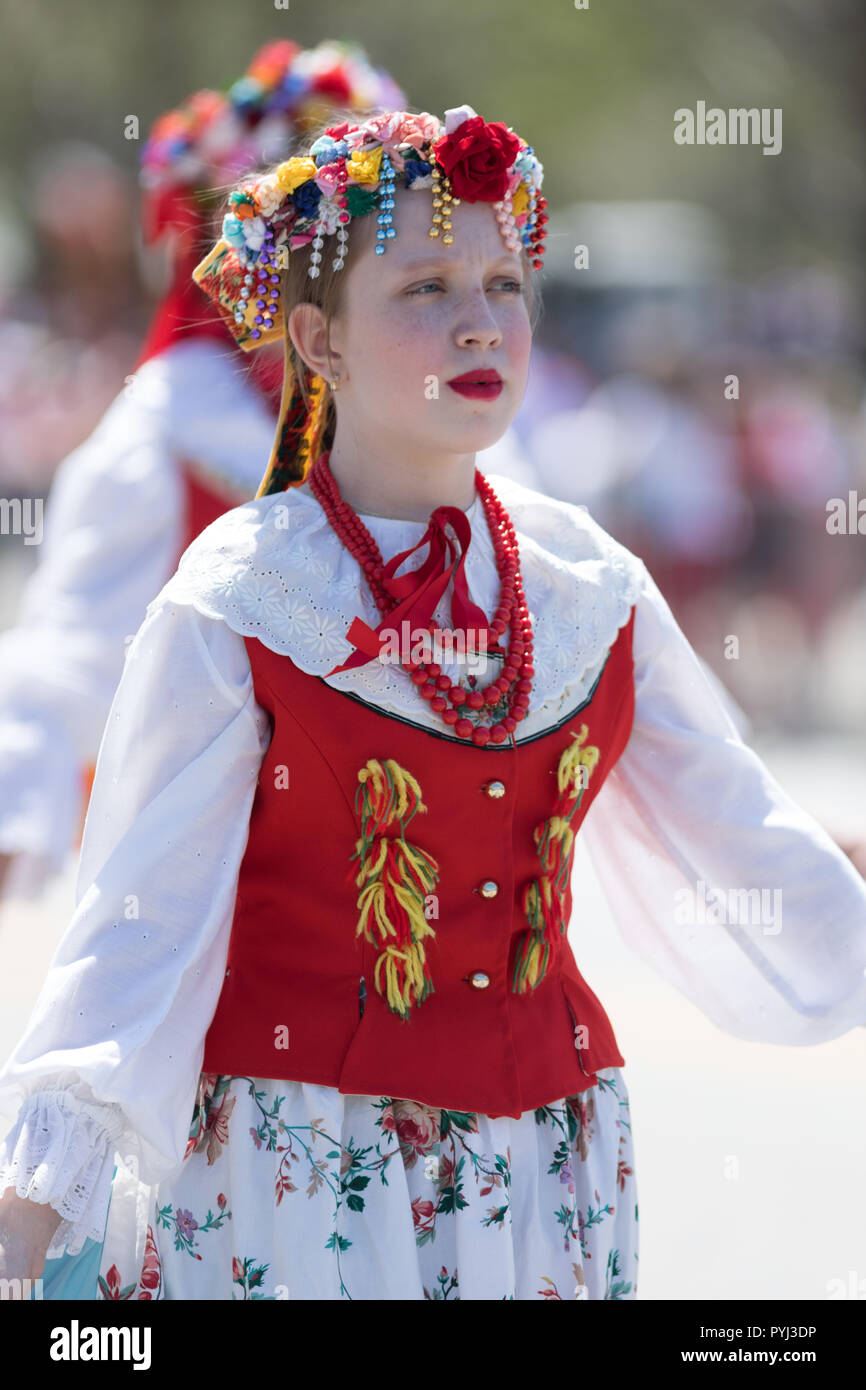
[{"x1": 350, "y1": 308, "x2": 440, "y2": 385}]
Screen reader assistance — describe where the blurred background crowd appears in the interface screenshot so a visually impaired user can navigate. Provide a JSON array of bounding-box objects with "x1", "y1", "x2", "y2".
[
  {"x1": 1, "y1": 0, "x2": 864, "y2": 741},
  {"x1": 0, "y1": 0, "x2": 864, "y2": 1304}
]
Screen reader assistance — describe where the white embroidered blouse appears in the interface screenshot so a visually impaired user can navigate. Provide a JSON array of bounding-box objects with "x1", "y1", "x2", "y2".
[{"x1": 2, "y1": 471, "x2": 865, "y2": 1258}]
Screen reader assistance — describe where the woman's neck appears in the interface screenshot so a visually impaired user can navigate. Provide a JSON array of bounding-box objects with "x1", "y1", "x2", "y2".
[{"x1": 325, "y1": 435, "x2": 478, "y2": 522}]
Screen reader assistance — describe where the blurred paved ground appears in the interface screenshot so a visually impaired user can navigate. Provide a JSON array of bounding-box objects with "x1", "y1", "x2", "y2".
[{"x1": 0, "y1": 734, "x2": 864, "y2": 1300}]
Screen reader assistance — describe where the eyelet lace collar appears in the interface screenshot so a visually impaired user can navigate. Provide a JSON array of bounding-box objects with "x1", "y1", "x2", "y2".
[{"x1": 166, "y1": 473, "x2": 644, "y2": 740}]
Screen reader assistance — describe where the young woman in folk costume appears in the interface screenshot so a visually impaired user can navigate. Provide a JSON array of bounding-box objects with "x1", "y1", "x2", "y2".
[
  {"x1": 2, "y1": 102, "x2": 866, "y2": 1303},
  {"x1": 0, "y1": 39, "x2": 411, "y2": 905}
]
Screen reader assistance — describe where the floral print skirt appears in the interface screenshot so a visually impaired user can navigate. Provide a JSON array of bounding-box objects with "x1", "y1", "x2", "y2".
[{"x1": 100, "y1": 1067, "x2": 638, "y2": 1301}]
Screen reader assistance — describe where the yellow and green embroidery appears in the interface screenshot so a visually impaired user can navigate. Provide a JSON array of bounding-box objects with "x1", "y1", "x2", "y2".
[
  {"x1": 513, "y1": 724, "x2": 600, "y2": 993},
  {"x1": 350, "y1": 759, "x2": 439, "y2": 1020}
]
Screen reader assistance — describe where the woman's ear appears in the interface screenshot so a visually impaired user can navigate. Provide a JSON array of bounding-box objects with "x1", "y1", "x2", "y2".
[{"x1": 287, "y1": 302, "x2": 343, "y2": 382}]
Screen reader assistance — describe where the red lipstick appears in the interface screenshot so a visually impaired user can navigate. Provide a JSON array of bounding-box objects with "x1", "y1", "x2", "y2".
[{"x1": 446, "y1": 368, "x2": 503, "y2": 400}]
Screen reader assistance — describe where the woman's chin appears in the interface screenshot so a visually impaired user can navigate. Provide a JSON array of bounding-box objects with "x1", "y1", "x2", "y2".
[{"x1": 434, "y1": 411, "x2": 513, "y2": 455}]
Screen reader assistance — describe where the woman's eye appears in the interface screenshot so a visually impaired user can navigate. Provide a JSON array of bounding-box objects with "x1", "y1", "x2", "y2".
[{"x1": 406, "y1": 278, "x2": 523, "y2": 297}]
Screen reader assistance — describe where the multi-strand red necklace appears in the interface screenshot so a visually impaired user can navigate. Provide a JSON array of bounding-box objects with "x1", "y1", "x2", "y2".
[{"x1": 308, "y1": 451, "x2": 535, "y2": 746}]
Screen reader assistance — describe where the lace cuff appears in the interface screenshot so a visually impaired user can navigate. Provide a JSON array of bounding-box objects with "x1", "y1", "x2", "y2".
[{"x1": 0, "y1": 1089, "x2": 126, "y2": 1258}]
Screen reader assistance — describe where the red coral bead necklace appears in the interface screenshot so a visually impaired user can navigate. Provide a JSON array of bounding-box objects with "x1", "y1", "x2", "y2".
[{"x1": 308, "y1": 450, "x2": 535, "y2": 746}]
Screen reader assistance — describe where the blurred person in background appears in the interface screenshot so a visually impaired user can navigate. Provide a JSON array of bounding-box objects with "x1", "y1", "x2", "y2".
[
  {"x1": 0, "y1": 38, "x2": 534, "y2": 908},
  {"x1": 0, "y1": 39, "x2": 411, "y2": 905},
  {"x1": 0, "y1": 32, "x2": 415, "y2": 1300},
  {"x1": 736, "y1": 355, "x2": 863, "y2": 629},
  {"x1": 0, "y1": 143, "x2": 144, "y2": 496},
  {"x1": 517, "y1": 291, "x2": 866, "y2": 872},
  {"x1": 518, "y1": 296, "x2": 755, "y2": 737}
]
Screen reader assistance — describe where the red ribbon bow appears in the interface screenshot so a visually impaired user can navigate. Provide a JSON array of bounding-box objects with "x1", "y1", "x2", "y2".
[{"x1": 327, "y1": 505, "x2": 492, "y2": 676}]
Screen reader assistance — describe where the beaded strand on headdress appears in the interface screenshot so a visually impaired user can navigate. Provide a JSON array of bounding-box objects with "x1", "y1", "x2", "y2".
[
  {"x1": 375, "y1": 152, "x2": 398, "y2": 255},
  {"x1": 428, "y1": 163, "x2": 460, "y2": 244},
  {"x1": 234, "y1": 224, "x2": 282, "y2": 339}
]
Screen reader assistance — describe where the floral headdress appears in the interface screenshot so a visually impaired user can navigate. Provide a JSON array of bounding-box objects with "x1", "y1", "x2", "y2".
[
  {"x1": 191, "y1": 103, "x2": 547, "y2": 496},
  {"x1": 139, "y1": 39, "x2": 406, "y2": 242},
  {"x1": 134, "y1": 39, "x2": 405, "y2": 373}
]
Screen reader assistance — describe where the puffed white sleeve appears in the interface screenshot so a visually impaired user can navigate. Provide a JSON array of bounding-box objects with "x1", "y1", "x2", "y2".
[
  {"x1": 580, "y1": 559, "x2": 866, "y2": 1045},
  {"x1": 0, "y1": 385, "x2": 183, "y2": 881},
  {"x1": 0, "y1": 585, "x2": 271, "y2": 1256}
]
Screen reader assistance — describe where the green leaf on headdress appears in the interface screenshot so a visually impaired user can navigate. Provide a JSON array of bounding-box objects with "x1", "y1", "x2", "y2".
[{"x1": 345, "y1": 185, "x2": 380, "y2": 218}]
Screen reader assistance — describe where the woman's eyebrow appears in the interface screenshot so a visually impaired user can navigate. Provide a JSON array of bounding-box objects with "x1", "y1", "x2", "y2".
[{"x1": 394, "y1": 254, "x2": 522, "y2": 272}]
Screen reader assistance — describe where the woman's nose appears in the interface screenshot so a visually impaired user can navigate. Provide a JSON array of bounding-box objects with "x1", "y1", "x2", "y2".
[{"x1": 455, "y1": 307, "x2": 502, "y2": 350}]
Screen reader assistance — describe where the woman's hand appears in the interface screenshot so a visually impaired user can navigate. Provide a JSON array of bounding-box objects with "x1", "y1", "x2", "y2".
[{"x1": 0, "y1": 1189, "x2": 64, "y2": 1282}]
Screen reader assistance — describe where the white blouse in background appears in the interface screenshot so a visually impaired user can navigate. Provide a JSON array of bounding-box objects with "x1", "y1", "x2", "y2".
[
  {"x1": 0, "y1": 340, "x2": 277, "y2": 887},
  {"x1": 1, "y1": 473, "x2": 865, "y2": 1258}
]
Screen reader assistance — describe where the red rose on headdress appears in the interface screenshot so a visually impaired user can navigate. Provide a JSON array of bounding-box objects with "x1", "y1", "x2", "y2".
[{"x1": 433, "y1": 117, "x2": 521, "y2": 202}]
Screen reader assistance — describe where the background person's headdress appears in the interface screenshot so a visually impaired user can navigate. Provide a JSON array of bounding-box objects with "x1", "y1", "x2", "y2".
[
  {"x1": 134, "y1": 40, "x2": 406, "y2": 370},
  {"x1": 191, "y1": 104, "x2": 547, "y2": 497}
]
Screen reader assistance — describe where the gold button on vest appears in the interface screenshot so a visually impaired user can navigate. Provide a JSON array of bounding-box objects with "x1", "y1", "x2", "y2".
[
  {"x1": 468, "y1": 970, "x2": 491, "y2": 989},
  {"x1": 483, "y1": 779, "x2": 506, "y2": 799},
  {"x1": 479, "y1": 879, "x2": 499, "y2": 898}
]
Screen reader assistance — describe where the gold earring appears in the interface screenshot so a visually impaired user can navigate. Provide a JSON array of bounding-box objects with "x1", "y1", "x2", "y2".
[{"x1": 329, "y1": 375, "x2": 340, "y2": 391}]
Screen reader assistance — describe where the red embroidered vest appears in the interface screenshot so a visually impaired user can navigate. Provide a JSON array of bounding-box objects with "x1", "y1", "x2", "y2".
[{"x1": 202, "y1": 609, "x2": 636, "y2": 1118}]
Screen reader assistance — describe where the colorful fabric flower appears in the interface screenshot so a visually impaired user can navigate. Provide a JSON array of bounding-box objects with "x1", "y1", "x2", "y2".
[
  {"x1": 347, "y1": 146, "x2": 383, "y2": 185},
  {"x1": 229, "y1": 185, "x2": 259, "y2": 217},
  {"x1": 312, "y1": 65, "x2": 353, "y2": 105},
  {"x1": 221, "y1": 213, "x2": 246, "y2": 250},
  {"x1": 343, "y1": 124, "x2": 371, "y2": 152},
  {"x1": 291, "y1": 180, "x2": 322, "y2": 220},
  {"x1": 228, "y1": 76, "x2": 264, "y2": 112},
  {"x1": 511, "y1": 183, "x2": 530, "y2": 220},
  {"x1": 252, "y1": 177, "x2": 285, "y2": 219},
  {"x1": 350, "y1": 113, "x2": 440, "y2": 175},
  {"x1": 359, "y1": 111, "x2": 404, "y2": 147},
  {"x1": 288, "y1": 227, "x2": 317, "y2": 250},
  {"x1": 403, "y1": 158, "x2": 432, "y2": 188},
  {"x1": 248, "y1": 39, "x2": 300, "y2": 86},
  {"x1": 505, "y1": 167, "x2": 523, "y2": 199},
  {"x1": 434, "y1": 115, "x2": 522, "y2": 203},
  {"x1": 515, "y1": 148, "x2": 543, "y2": 190},
  {"x1": 311, "y1": 137, "x2": 348, "y2": 167},
  {"x1": 313, "y1": 161, "x2": 343, "y2": 198},
  {"x1": 345, "y1": 185, "x2": 379, "y2": 217},
  {"x1": 396, "y1": 113, "x2": 441, "y2": 152},
  {"x1": 241, "y1": 215, "x2": 267, "y2": 252},
  {"x1": 275, "y1": 156, "x2": 317, "y2": 194}
]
